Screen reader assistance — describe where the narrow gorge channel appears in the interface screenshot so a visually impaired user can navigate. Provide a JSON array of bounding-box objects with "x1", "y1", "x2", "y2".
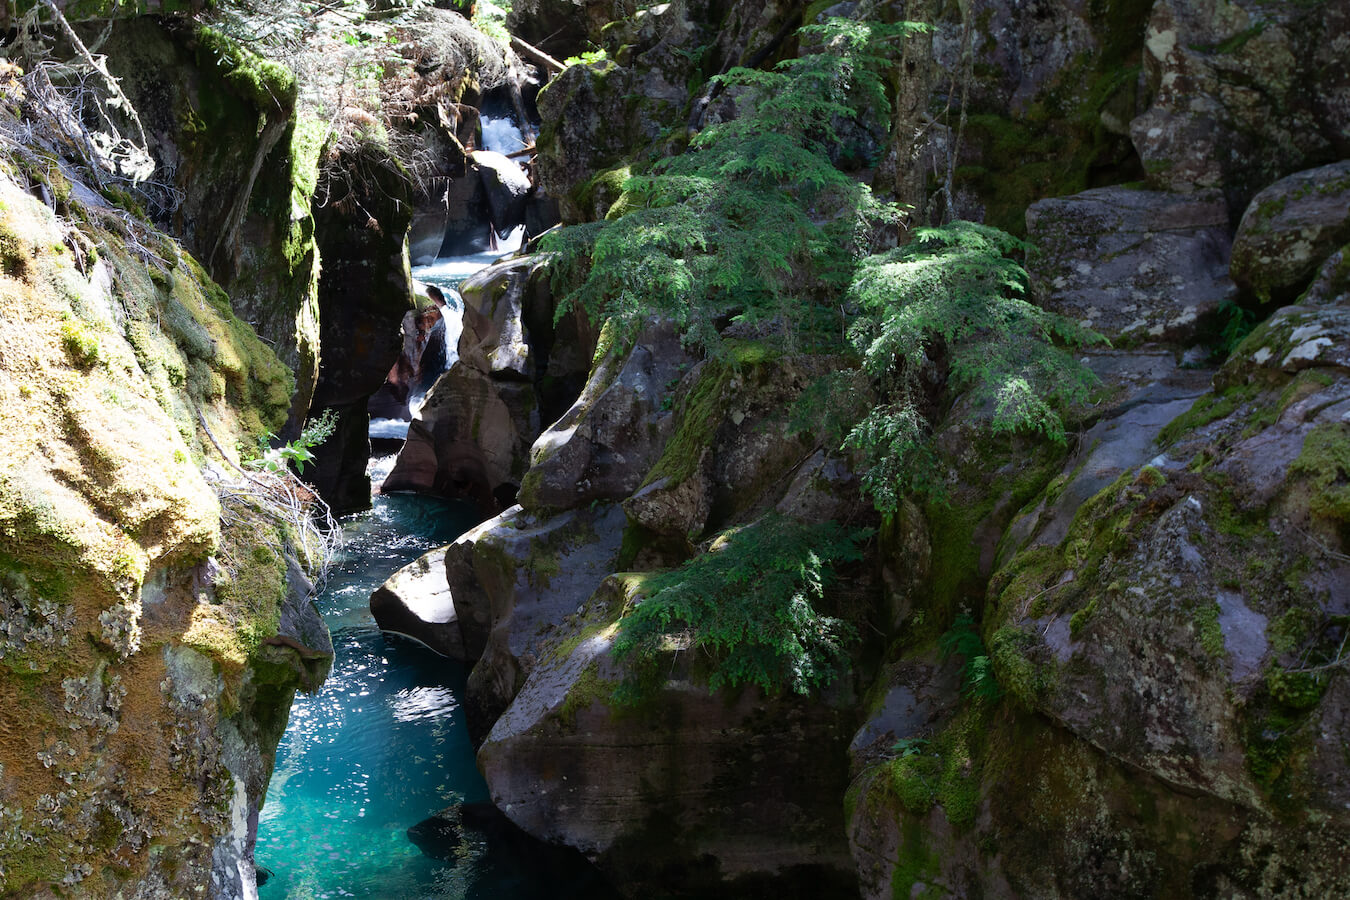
[{"x1": 258, "y1": 178, "x2": 600, "y2": 896}]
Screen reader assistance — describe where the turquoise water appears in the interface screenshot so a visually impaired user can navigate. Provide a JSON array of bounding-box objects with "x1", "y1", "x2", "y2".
[
  {"x1": 256, "y1": 463, "x2": 617, "y2": 899},
  {"x1": 256, "y1": 483, "x2": 487, "y2": 899}
]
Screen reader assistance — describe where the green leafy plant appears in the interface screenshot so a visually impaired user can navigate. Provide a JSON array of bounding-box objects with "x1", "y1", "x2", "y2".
[
  {"x1": 542, "y1": 17, "x2": 919, "y2": 355},
  {"x1": 563, "y1": 48, "x2": 608, "y2": 67},
  {"x1": 612, "y1": 514, "x2": 873, "y2": 697},
  {"x1": 247, "y1": 409, "x2": 338, "y2": 476},
  {"x1": 840, "y1": 222, "x2": 1102, "y2": 511},
  {"x1": 939, "y1": 612, "x2": 1001, "y2": 702}
]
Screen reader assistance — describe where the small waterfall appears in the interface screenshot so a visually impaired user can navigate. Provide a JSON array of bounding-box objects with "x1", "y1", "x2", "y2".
[{"x1": 480, "y1": 114, "x2": 527, "y2": 156}]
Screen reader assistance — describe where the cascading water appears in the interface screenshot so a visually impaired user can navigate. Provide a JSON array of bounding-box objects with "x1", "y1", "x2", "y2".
[{"x1": 256, "y1": 108, "x2": 610, "y2": 897}]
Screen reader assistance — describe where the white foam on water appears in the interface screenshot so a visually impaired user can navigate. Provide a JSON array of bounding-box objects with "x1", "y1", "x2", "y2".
[{"x1": 480, "y1": 114, "x2": 526, "y2": 155}]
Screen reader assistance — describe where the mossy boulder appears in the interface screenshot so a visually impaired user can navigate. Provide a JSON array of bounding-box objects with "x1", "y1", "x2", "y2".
[
  {"x1": 1129, "y1": 0, "x2": 1350, "y2": 212},
  {"x1": 0, "y1": 152, "x2": 327, "y2": 898},
  {"x1": 987, "y1": 294, "x2": 1350, "y2": 850},
  {"x1": 1230, "y1": 161, "x2": 1350, "y2": 305}
]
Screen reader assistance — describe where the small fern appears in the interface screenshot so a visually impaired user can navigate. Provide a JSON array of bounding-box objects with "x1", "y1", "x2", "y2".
[
  {"x1": 939, "y1": 612, "x2": 1001, "y2": 702},
  {"x1": 612, "y1": 514, "x2": 872, "y2": 697}
]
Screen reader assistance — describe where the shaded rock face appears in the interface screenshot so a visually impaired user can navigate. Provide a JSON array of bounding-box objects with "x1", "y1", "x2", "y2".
[
  {"x1": 309, "y1": 141, "x2": 416, "y2": 515},
  {"x1": 533, "y1": 0, "x2": 816, "y2": 224},
  {"x1": 519, "y1": 320, "x2": 693, "y2": 512},
  {"x1": 476, "y1": 576, "x2": 862, "y2": 899},
  {"x1": 0, "y1": 167, "x2": 329, "y2": 899},
  {"x1": 1026, "y1": 187, "x2": 1235, "y2": 345},
  {"x1": 98, "y1": 18, "x2": 323, "y2": 434},
  {"x1": 1230, "y1": 160, "x2": 1350, "y2": 305},
  {"x1": 915, "y1": 0, "x2": 1150, "y2": 232},
  {"x1": 367, "y1": 304, "x2": 448, "y2": 422},
  {"x1": 407, "y1": 801, "x2": 624, "y2": 898},
  {"x1": 1131, "y1": 0, "x2": 1350, "y2": 213}
]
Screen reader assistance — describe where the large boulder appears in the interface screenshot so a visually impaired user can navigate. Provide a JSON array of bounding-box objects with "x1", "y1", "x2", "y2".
[
  {"x1": 971, "y1": 294, "x2": 1350, "y2": 890},
  {"x1": 477, "y1": 575, "x2": 862, "y2": 899},
  {"x1": 1025, "y1": 187, "x2": 1235, "y2": 346},
  {"x1": 370, "y1": 547, "x2": 466, "y2": 659},
  {"x1": 1230, "y1": 160, "x2": 1350, "y2": 305},
  {"x1": 445, "y1": 503, "x2": 628, "y2": 739},
  {"x1": 472, "y1": 150, "x2": 532, "y2": 233},
  {"x1": 1129, "y1": 0, "x2": 1350, "y2": 211},
  {"x1": 517, "y1": 320, "x2": 693, "y2": 513}
]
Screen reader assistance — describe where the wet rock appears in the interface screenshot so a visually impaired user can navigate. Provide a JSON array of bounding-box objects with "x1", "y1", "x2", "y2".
[
  {"x1": 1025, "y1": 187, "x2": 1235, "y2": 345},
  {"x1": 1230, "y1": 161, "x2": 1350, "y2": 304},
  {"x1": 408, "y1": 801, "x2": 623, "y2": 898},
  {"x1": 383, "y1": 257, "x2": 568, "y2": 511},
  {"x1": 472, "y1": 150, "x2": 531, "y2": 232},
  {"x1": 370, "y1": 547, "x2": 466, "y2": 659},
  {"x1": 438, "y1": 171, "x2": 493, "y2": 257}
]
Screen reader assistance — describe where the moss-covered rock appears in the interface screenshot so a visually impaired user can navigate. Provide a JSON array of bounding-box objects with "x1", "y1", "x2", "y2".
[
  {"x1": 1230, "y1": 161, "x2": 1350, "y2": 306},
  {"x1": 0, "y1": 148, "x2": 328, "y2": 899}
]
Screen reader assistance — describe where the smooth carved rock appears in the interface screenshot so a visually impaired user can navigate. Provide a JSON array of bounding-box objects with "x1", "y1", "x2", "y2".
[
  {"x1": 1026, "y1": 187, "x2": 1235, "y2": 345},
  {"x1": 459, "y1": 256, "x2": 548, "y2": 381},
  {"x1": 472, "y1": 150, "x2": 531, "y2": 233},
  {"x1": 381, "y1": 364, "x2": 517, "y2": 517},
  {"x1": 384, "y1": 258, "x2": 557, "y2": 511},
  {"x1": 370, "y1": 547, "x2": 466, "y2": 659},
  {"x1": 447, "y1": 503, "x2": 627, "y2": 741},
  {"x1": 478, "y1": 579, "x2": 860, "y2": 898},
  {"x1": 1230, "y1": 161, "x2": 1350, "y2": 304},
  {"x1": 519, "y1": 321, "x2": 692, "y2": 512}
]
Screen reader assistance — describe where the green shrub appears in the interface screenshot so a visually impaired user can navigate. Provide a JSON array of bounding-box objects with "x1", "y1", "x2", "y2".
[{"x1": 612, "y1": 514, "x2": 872, "y2": 696}]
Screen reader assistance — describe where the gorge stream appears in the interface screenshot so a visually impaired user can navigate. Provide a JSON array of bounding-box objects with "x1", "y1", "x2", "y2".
[{"x1": 255, "y1": 126, "x2": 605, "y2": 896}]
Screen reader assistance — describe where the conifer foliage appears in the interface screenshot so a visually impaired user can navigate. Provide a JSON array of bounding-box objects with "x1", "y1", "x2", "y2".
[
  {"x1": 551, "y1": 18, "x2": 1102, "y2": 696},
  {"x1": 612, "y1": 515, "x2": 871, "y2": 697},
  {"x1": 543, "y1": 18, "x2": 918, "y2": 352},
  {"x1": 843, "y1": 222, "x2": 1101, "y2": 511}
]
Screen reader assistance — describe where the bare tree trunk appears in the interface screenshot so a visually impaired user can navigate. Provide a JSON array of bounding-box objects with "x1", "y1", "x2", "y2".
[{"x1": 872, "y1": 0, "x2": 941, "y2": 235}]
